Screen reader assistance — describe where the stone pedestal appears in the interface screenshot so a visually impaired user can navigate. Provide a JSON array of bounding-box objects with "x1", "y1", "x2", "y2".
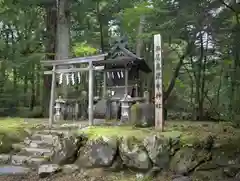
[
  {"x1": 144, "y1": 91, "x2": 150, "y2": 103},
  {"x1": 54, "y1": 96, "x2": 66, "y2": 122},
  {"x1": 120, "y1": 94, "x2": 133, "y2": 123}
]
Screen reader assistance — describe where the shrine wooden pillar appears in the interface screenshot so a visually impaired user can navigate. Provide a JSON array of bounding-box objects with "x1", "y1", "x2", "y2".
[
  {"x1": 49, "y1": 65, "x2": 56, "y2": 127},
  {"x1": 124, "y1": 68, "x2": 128, "y2": 95},
  {"x1": 102, "y1": 71, "x2": 107, "y2": 98},
  {"x1": 88, "y1": 60, "x2": 94, "y2": 125}
]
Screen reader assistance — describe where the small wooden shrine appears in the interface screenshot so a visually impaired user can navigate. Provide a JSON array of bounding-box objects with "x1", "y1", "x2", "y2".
[{"x1": 102, "y1": 38, "x2": 151, "y2": 99}]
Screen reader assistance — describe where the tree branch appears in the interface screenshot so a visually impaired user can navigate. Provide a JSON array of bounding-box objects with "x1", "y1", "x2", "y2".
[
  {"x1": 163, "y1": 43, "x2": 192, "y2": 103},
  {"x1": 219, "y1": 0, "x2": 237, "y2": 13}
]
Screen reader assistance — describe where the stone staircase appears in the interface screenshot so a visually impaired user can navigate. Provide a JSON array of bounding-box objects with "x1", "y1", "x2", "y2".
[{"x1": 0, "y1": 123, "x2": 84, "y2": 175}]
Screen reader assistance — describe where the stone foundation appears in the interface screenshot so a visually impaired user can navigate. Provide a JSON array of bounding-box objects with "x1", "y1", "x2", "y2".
[{"x1": 51, "y1": 131, "x2": 240, "y2": 181}]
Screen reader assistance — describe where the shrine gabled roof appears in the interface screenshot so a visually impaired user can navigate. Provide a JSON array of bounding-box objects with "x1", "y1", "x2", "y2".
[{"x1": 106, "y1": 44, "x2": 152, "y2": 73}]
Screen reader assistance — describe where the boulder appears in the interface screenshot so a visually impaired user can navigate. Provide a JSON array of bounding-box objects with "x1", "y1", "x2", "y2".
[
  {"x1": 172, "y1": 175, "x2": 192, "y2": 181},
  {"x1": 211, "y1": 146, "x2": 240, "y2": 167},
  {"x1": 235, "y1": 171, "x2": 240, "y2": 179},
  {"x1": 119, "y1": 136, "x2": 152, "y2": 170},
  {"x1": 51, "y1": 133, "x2": 84, "y2": 165},
  {"x1": 75, "y1": 136, "x2": 118, "y2": 168},
  {"x1": 192, "y1": 169, "x2": 227, "y2": 181},
  {"x1": 62, "y1": 164, "x2": 79, "y2": 174},
  {"x1": 143, "y1": 135, "x2": 171, "y2": 168},
  {"x1": 38, "y1": 164, "x2": 61, "y2": 178},
  {"x1": 94, "y1": 99, "x2": 107, "y2": 119},
  {"x1": 170, "y1": 147, "x2": 211, "y2": 174},
  {"x1": 130, "y1": 103, "x2": 154, "y2": 127},
  {"x1": 94, "y1": 99, "x2": 120, "y2": 119},
  {"x1": 108, "y1": 155, "x2": 124, "y2": 171}
]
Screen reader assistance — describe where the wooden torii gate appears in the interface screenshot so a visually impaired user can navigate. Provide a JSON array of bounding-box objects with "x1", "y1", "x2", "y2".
[
  {"x1": 41, "y1": 54, "x2": 107, "y2": 127},
  {"x1": 41, "y1": 53, "x2": 137, "y2": 127}
]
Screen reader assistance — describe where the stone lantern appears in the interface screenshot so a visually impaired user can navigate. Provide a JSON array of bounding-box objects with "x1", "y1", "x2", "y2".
[{"x1": 54, "y1": 96, "x2": 66, "y2": 122}]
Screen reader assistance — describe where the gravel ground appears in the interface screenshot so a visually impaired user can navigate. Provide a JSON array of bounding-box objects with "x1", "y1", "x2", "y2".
[
  {"x1": 0, "y1": 169, "x2": 139, "y2": 181},
  {"x1": 0, "y1": 168, "x2": 172, "y2": 181}
]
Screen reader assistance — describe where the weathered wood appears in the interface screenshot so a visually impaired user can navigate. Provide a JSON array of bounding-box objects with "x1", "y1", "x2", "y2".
[
  {"x1": 44, "y1": 67, "x2": 129, "y2": 75},
  {"x1": 88, "y1": 61, "x2": 94, "y2": 125},
  {"x1": 154, "y1": 34, "x2": 164, "y2": 131},
  {"x1": 41, "y1": 55, "x2": 137, "y2": 67},
  {"x1": 44, "y1": 67, "x2": 90, "y2": 74},
  {"x1": 49, "y1": 65, "x2": 56, "y2": 127},
  {"x1": 41, "y1": 54, "x2": 107, "y2": 66},
  {"x1": 124, "y1": 68, "x2": 128, "y2": 95},
  {"x1": 103, "y1": 72, "x2": 107, "y2": 98}
]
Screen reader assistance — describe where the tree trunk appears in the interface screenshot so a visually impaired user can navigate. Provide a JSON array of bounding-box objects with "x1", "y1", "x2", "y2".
[
  {"x1": 96, "y1": 1, "x2": 104, "y2": 53},
  {"x1": 42, "y1": 3, "x2": 57, "y2": 117},
  {"x1": 136, "y1": 15, "x2": 145, "y2": 93},
  {"x1": 36, "y1": 64, "x2": 41, "y2": 105},
  {"x1": 56, "y1": 0, "x2": 70, "y2": 97},
  {"x1": 23, "y1": 74, "x2": 28, "y2": 106},
  {"x1": 30, "y1": 64, "x2": 36, "y2": 110}
]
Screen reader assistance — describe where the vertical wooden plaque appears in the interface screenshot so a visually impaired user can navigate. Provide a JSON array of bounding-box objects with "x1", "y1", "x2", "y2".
[{"x1": 154, "y1": 34, "x2": 164, "y2": 131}]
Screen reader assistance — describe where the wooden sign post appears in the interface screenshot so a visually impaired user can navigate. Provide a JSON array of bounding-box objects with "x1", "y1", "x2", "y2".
[{"x1": 154, "y1": 34, "x2": 164, "y2": 131}]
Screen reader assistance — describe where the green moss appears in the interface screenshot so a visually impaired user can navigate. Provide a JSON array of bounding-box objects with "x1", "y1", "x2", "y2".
[
  {"x1": 79, "y1": 126, "x2": 154, "y2": 141},
  {"x1": 77, "y1": 120, "x2": 240, "y2": 148},
  {"x1": 0, "y1": 118, "x2": 35, "y2": 153}
]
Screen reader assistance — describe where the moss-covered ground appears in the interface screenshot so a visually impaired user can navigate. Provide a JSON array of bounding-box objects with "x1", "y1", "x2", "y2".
[
  {"x1": 79, "y1": 120, "x2": 240, "y2": 146},
  {"x1": 0, "y1": 117, "x2": 36, "y2": 153}
]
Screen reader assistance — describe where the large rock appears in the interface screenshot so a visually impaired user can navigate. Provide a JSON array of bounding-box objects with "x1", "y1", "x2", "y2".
[
  {"x1": 192, "y1": 169, "x2": 227, "y2": 181},
  {"x1": 119, "y1": 136, "x2": 152, "y2": 170},
  {"x1": 51, "y1": 133, "x2": 84, "y2": 165},
  {"x1": 94, "y1": 100, "x2": 107, "y2": 119},
  {"x1": 94, "y1": 99, "x2": 120, "y2": 119},
  {"x1": 170, "y1": 147, "x2": 211, "y2": 174},
  {"x1": 38, "y1": 164, "x2": 61, "y2": 178},
  {"x1": 211, "y1": 146, "x2": 240, "y2": 167},
  {"x1": 130, "y1": 103, "x2": 154, "y2": 127},
  {"x1": 62, "y1": 164, "x2": 79, "y2": 173},
  {"x1": 143, "y1": 135, "x2": 171, "y2": 168},
  {"x1": 172, "y1": 175, "x2": 192, "y2": 181},
  {"x1": 75, "y1": 136, "x2": 118, "y2": 168}
]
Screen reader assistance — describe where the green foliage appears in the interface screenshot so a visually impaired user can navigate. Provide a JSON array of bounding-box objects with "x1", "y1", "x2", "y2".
[
  {"x1": 72, "y1": 42, "x2": 97, "y2": 56},
  {"x1": 0, "y1": 0, "x2": 239, "y2": 122},
  {"x1": 0, "y1": 118, "x2": 33, "y2": 153}
]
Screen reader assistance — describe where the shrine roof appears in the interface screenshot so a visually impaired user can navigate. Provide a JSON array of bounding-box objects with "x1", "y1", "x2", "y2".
[
  {"x1": 41, "y1": 38, "x2": 152, "y2": 73},
  {"x1": 104, "y1": 43, "x2": 152, "y2": 73}
]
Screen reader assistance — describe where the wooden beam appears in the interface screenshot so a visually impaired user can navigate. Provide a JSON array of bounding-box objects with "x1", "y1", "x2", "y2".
[
  {"x1": 124, "y1": 68, "x2": 128, "y2": 95},
  {"x1": 44, "y1": 67, "x2": 130, "y2": 75},
  {"x1": 41, "y1": 53, "x2": 107, "y2": 66},
  {"x1": 154, "y1": 34, "x2": 164, "y2": 131},
  {"x1": 44, "y1": 67, "x2": 90, "y2": 74},
  {"x1": 49, "y1": 65, "x2": 56, "y2": 127},
  {"x1": 41, "y1": 55, "x2": 136, "y2": 67}
]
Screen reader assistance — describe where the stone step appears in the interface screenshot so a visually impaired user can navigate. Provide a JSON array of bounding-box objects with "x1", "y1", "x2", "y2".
[
  {"x1": 0, "y1": 154, "x2": 11, "y2": 164},
  {"x1": 0, "y1": 154, "x2": 49, "y2": 167},
  {"x1": 12, "y1": 143, "x2": 25, "y2": 151},
  {"x1": 35, "y1": 129, "x2": 70, "y2": 135},
  {"x1": 24, "y1": 137, "x2": 54, "y2": 146},
  {"x1": 13, "y1": 141, "x2": 53, "y2": 151},
  {"x1": 31, "y1": 133, "x2": 56, "y2": 142},
  {"x1": 11, "y1": 155, "x2": 49, "y2": 167},
  {"x1": 21, "y1": 147, "x2": 53, "y2": 157},
  {"x1": 0, "y1": 165, "x2": 31, "y2": 175}
]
